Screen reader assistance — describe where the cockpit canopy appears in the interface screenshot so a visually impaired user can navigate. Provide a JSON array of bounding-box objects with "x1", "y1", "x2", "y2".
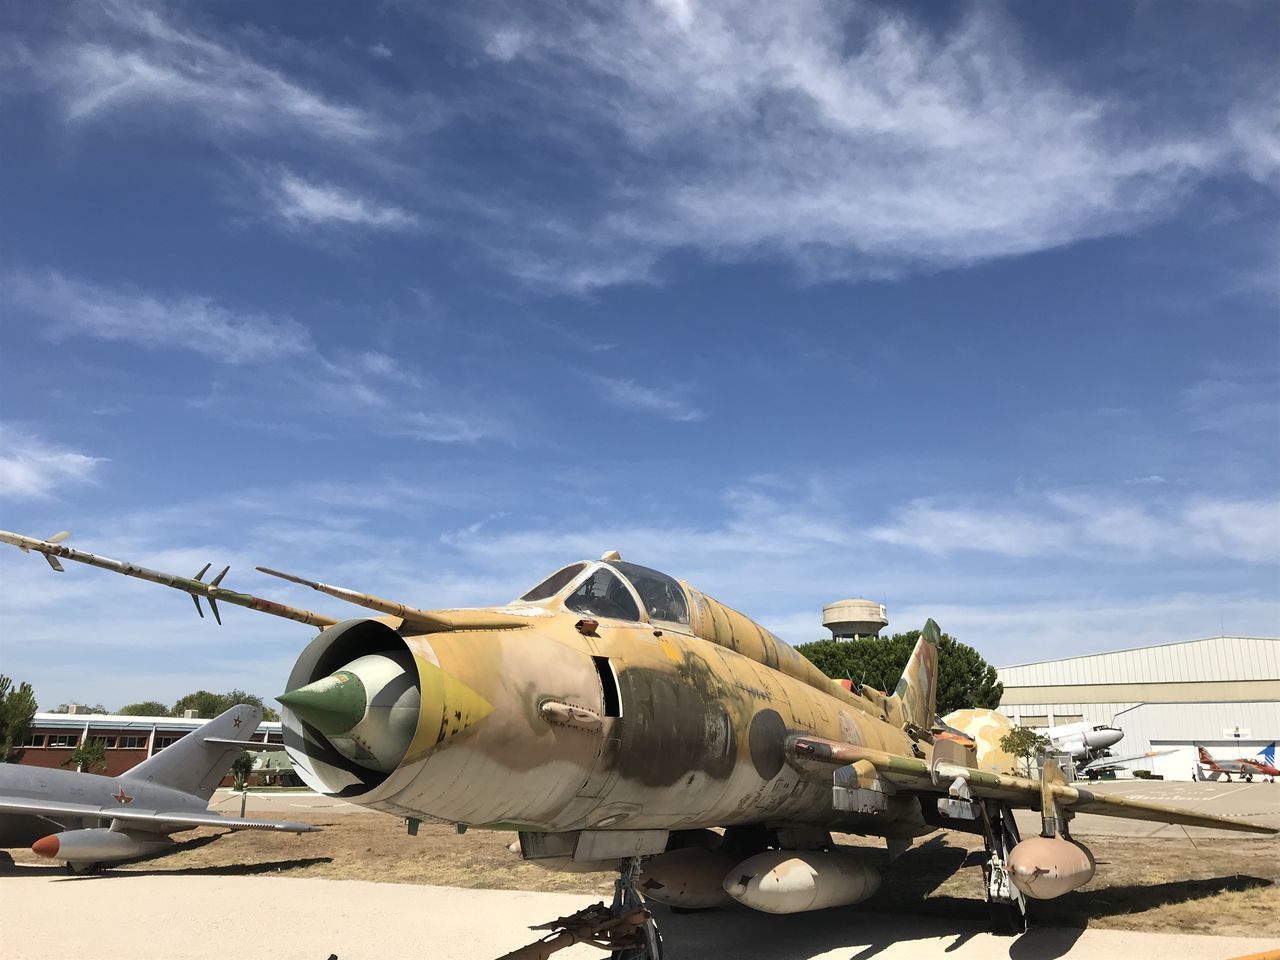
[{"x1": 519, "y1": 559, "x2": 690, "y2": 625}]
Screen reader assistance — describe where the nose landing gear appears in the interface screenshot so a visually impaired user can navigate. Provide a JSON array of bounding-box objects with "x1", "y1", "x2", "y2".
[{"x1": 497, "y1": 856, "x2": 663, "y2": 960}]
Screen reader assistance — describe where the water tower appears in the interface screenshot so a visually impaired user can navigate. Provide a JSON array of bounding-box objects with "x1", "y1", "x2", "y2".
[{"x1": 822, "y1": 599, "x2": 888, "y2": 640}]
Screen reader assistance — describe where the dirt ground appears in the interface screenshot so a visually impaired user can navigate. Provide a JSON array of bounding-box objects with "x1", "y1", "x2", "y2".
[{"x1": 8, "y1": 814, "x2": 1276, "y2": 937}]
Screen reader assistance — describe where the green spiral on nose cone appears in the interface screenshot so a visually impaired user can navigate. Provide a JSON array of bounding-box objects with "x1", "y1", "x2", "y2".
[{"x1": 278, "y1": 671, "x2": 368, "y2": 735}]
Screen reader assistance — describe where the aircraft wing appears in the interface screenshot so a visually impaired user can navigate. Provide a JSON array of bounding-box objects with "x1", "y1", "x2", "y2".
[
  {"x1": 0, "y1": 797, "x2": 319, "y2": 833},
  {"x1": 202, "y1": 737, "x2": 286, "y2": 752},
  {"x1": 786, "y1": 734, "x2": 1277, "y2": 835},
  {"x1": 1079, "y1": 749, "x2": 1176, "y2": 773}
]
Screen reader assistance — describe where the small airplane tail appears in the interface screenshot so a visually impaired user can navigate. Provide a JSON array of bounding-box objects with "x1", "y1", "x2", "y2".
[
  {"x1": 893, "y1": 619, "x2": 940, "y2": 729},
  {"x1": 124, "y1": 704, "x2": 263, "y2": 800},
  {"x1": 1260, "y1": 742, "x2": 1276, "y2": 765},
  {"x1": 1197, "y1": 745, "x2": 1215, "y2": 765}
]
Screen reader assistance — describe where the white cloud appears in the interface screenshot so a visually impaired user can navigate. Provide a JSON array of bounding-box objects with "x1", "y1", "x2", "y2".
[
  {"x1": 49, "y1": 1, "x2": 382, "y2": 143},
  {"x1": 5, "y1": 271, "x2": 313, "y2": 363},
  {"x1": 870, "y1": 501, "x2": 1068, "y2": 557},
  {"x1": 874, "y1": 491, "x2": 1280, "y2": 564},
  {"x1": 396, "y1": 411, "x2": 500, "y2": 443},
  {"x1": 465, "y1": 0, "x2": 1237, "y2": 290},
  {"x1": 1182, "y1": 377, "x2": 1279, "y2": 432},
  {"x1": 268, "y1": 170, "x2": 419, "y2": 231},
  {"x1": 895, "y1": 592, "x2": 1280, "y2": 667},
  {"x1": 592, "y1": 375, "x2": 704, "y2": 422},
  {"x1": 0, "y1": 424, "x2": 105, "y2": 500}
]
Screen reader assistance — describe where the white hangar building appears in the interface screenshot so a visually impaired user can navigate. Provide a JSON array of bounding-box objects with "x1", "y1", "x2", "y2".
[{"x1": 997, "y1": 636, "x2": 1278, "y2": 780}]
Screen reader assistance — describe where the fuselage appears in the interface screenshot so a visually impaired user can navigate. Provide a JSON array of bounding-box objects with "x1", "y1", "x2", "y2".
[
  {"x1": 1047, "y1": 722, "x2": 1123, "y2": 759},
  {"x1": 0, "y1": 763, "x2": 203, "y2": 847},
  {"x1": 282, "y1": 559, "x2": 935, "y2": 840}
]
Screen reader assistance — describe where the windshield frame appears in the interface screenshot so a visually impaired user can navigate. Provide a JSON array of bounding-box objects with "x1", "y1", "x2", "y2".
[
  {"x1": 561, "y1": 562, "x2": 646, "y2": 623},
  {"x1": 605, "y1": 560, "x2": 690, "y2": 627}
]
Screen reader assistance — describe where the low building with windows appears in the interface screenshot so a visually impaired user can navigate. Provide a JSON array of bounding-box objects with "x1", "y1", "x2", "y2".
[
  {"x1": 997, "y1": 635, "x2": 1278, "y2": 779},
  {"x1": 18, "y1": 711, "x2": 288, "y2": 782}
]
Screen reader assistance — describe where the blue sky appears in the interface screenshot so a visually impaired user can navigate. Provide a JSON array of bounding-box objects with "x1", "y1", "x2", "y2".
[{"x1": 1, "y1": 0, "x2": 1277, "y2": 710}]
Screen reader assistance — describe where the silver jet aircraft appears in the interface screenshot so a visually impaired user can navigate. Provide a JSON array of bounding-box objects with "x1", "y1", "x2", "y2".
[{"x1": 0, "y1": 704, "x2": 319, "y2": 872}]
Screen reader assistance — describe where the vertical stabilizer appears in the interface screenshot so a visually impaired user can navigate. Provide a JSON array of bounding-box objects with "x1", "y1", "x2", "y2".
[
  {"x1": 1260, "y1": 742, "x2": 1276, "y2": 765},
  {"x1": 894, "y1": 619, "x2": 940, "y2": 729},
  {"x1": 124, "y1": 704, "x2": 263, "y2": 800}
]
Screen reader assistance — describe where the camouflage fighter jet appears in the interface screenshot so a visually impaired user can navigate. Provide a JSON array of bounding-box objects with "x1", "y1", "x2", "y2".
[{"x1": 2, "y1": 530, "x2": 1275, "y2": 958}]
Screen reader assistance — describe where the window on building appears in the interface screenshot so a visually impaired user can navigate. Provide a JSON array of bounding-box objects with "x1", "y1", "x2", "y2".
[
  {"x1": 47, "y1": 734, "x2": 79, "y2": 748},
  {"x1": 21, "y1": 733, "x2": 45, "y2": 747},
  {"x1": 153, "y1": 735, "x2": 185, "y2": 751},
  {"x1": 1054, "y1": 715, "x2": 1084, "y2": 726},
  {"x1": 118, "y1": 736, "x2": 147, "y2": 749},
  {"x1": 1019, "y1": 715, "x2": 1049, "y2": 729},
  {"x1": 90, "y1": 736, "x2": 117, "y2": 749}
]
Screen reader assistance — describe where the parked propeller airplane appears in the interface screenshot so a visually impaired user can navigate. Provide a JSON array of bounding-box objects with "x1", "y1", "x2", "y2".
[
  {"x1": 2, "y1": 529, "x2": 1274, "y2": 958},
  {"x1": 0, "y1": 703, "x2": 318, "y2": 872}
]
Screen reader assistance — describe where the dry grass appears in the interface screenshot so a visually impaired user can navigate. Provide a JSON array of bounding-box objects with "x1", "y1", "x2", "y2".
[{"x1": 7, "y1": 814, "x2": 1277, "y2": 936}]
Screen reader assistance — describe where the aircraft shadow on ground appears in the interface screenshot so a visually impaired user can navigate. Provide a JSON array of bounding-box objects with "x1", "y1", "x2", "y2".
[{"x1": 652, "y1": 837, "x2": 1271, "y2": 960}]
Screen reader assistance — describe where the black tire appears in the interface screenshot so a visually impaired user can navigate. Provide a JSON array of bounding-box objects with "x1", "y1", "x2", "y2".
[{"x1": 989, "y1": 897, "x2": 1027, "y2": 936}]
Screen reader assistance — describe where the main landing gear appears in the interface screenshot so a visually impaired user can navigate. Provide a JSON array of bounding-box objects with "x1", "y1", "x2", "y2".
[
  {"x1": 497, "y1": 856, "x2": 663, "y2": 960},
  {"x1": 979, "y1": 801, "x2": 1028, "y2": 935}
]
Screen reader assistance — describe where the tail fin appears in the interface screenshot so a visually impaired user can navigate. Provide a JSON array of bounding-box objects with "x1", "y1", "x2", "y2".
[
  {"x1": 894, "y1": 619, "x2": 940, "y2": 729},
  {"x1": 1197, "y1": 745, "x2": 1214, "y2": 764},
  {"x1": 1261, "y1": 742, "x2": 1276, "y2": 765},
  {"x1": 124, "y1": 704, "x2": 263, "y2": 800}
]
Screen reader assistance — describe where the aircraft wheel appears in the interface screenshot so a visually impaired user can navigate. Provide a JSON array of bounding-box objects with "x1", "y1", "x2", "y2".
[
  {"x1": 611, "y1": 916, "x2": 663, "y2": 960},
  {"x1": 989, "y1": 896, "x2": 1027, "y2": 936}
]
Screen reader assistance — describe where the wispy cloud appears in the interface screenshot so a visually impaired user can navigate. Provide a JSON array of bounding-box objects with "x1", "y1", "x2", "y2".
[
  {"x1": 592, "y1": 375, "x2": 704, "y2": 422},
  {"x1": 1182, "y1": 376, "x2": 1279, "y2": 432},
  {"x1": 873, "y1": 491, "x2": 1280, "y2": 564},
  {"x1": 0, "y1": 424, "x2": 105, "y2": 500},
  {"x1": 870, "y1": 501, "x2": 1069, "y2": 557},
  {"x1": 46, "y1": 1, "x2": 382, "y2": 144},
  {"x1": 458, "y1": 0, "x2": 1247, "y2": 290},
  {"x1": 5, "y1": 271, "x2": 313, "y2": 363},
  {"x1": 266, "y1": 170, "x2": 419, "y2": 232}
]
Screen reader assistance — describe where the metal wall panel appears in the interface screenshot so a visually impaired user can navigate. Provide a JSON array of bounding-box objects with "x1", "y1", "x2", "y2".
[{"x1": 998, "y1": 636, "x2": 1279, "y2": 686}]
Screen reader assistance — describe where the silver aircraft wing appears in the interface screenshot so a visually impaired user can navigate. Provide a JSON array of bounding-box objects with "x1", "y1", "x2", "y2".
[
  {"x1": 0, "y1": 797, "x2": 319, "y2": 833},
  {"x1": 1078, "y1": 749, "x2": 1177, "y2": 773}
]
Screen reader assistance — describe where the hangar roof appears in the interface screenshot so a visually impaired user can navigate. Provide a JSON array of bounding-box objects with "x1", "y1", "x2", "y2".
[{"x1": 998, "y1": 635, "x2": 1279, "y2": 686}]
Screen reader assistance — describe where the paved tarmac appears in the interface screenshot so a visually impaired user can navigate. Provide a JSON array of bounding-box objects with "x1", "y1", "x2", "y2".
[{"x1": 2, "y1": 874, "x2": 1277, "y2": 960}]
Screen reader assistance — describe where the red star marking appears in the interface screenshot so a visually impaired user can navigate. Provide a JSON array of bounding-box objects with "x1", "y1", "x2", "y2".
[{"x1": 112, "y1": 786, "x2": 134, "y2": 805}]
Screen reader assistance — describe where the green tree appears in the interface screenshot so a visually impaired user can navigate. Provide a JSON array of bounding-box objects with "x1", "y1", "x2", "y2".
[
  {"x1": 999, "y1": 726, "x2": 1052, "y2": 778},
  {"x1": 171, "y1": 690, "x2": 226, "y2": 719},
  {"x1": 222, "y1": 689, "x2": 280, "y2": 722},
  {"x1": 0, "y1": 675, "x2": 38, "y2": 762},
  {"x1": 117, "y1": 701, "x2": 171, "y2": 717},
  {"x1": 795, "y1": 629, "x2": 1003, "y2": 717},
  {"x1": 62, "y1": 737, "x2": 110, "y2": 774},
  {"x1": 171, "y1": 689, "x2": 278, "y2": 721},
  {"x1": 230, "y1": 751, "x2": 254, "y2": 791}
]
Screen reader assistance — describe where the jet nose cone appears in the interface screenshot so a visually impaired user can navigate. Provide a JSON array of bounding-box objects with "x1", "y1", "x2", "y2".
[
  {"x1": 278, "y1": 670, "x2": 367, "y2": 736},
  {"x1": 31, "y1": 834, "x2": 60, "y2": 859}
]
